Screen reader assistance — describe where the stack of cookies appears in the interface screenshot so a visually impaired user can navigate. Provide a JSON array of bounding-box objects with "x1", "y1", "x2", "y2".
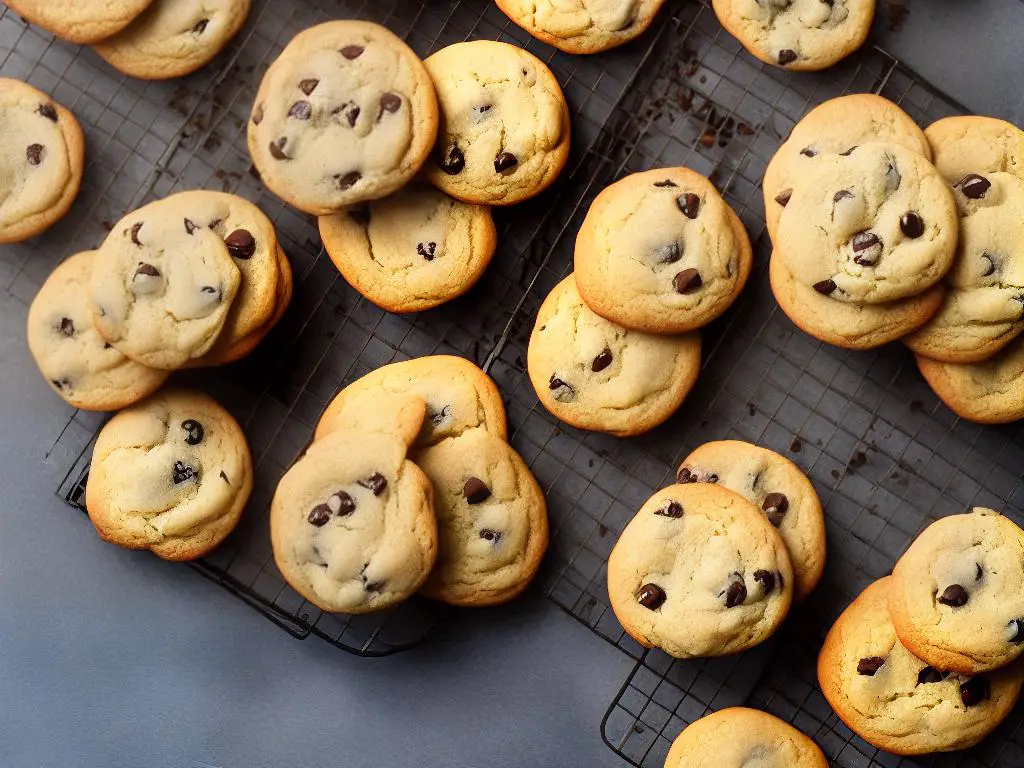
[
  {"x1": 27, "y1": 190, "x2": 290, "y2": 411},
  {"x1": 270, "y1": 355, "x2": 549, "y2": 613},
  {"x1": 819, "y1": 509, "x2": 1024, "y2": 755},
  {"x1": 527, "y1": 167, "x2": 751, "y2": 436},
  {"x1": 607, "y1": 440, "x2": 825, "y2": 658}
]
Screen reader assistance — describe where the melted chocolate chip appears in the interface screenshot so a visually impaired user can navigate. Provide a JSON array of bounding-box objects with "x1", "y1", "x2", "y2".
[
  {"x1": 799, "y1": 146, "x2": 817, "y2": 158},
  {"x1": 675, "y1": 467, "x2": 718, "y2": 484},
  {"x1": 1008, "y1": 619, "x2": 1024, "y2": 643},
  {"x1": 307, "y1": 504, "x2": 331, "y2": 526},
  {"x1": 340, "y1": 45, "x2": 365, "y2": 59},
  {"x1": 981, "y1": 253, "x2": 997, "y2": 277},
  {"x1": 778, "y1": 49, "x2": 798, "y2": 65},
  {"x1": 480, "y1": 529, "x2": 502, "y2": 542},
  {"x1": 224, "y1": 229, "x2": 256, "y2": 260},
  {"x1": 833, "y1": 189, "x2": 854, "y2": 204},
  {"x1": 852, "y1": 232, "x2": 882, "y2": 265},
  {"x1": 441, "y1": 144, "x2": 465, "y2": 175},
  {"x1": 549, "y1": 375, "x2": 575, "y2": 403},
  {"x1": 839, "y1": 146, "x2": 857, "y2": 156},
  {"x1": 329, "y1": 490, "x2": 357, "y2": 517},
  {"x1": 917, "y1": 666, "x2": 945, "y2": 685},
  {"x1": 358, "y1": 473, "x2": 387, "y2": 496},
  {"x1": 288, "y1": 101, "x2": 312, "y2": 120},
  {"x1": 753, "y1": 570, "x2": 776, "y2": 594},
  {"x1": 960, "y1": 677, "x2": 990, "y2": 707},
  {"x1": 813, "y1": 279, "x2": 837, "y2": 295},
  {"x1": 181, "y1": 419, "x2": 204, "y2": 445},
  {"x1": 774, "y1": 188, "x2": 793, "y2": 207},
  {"x1": 956, "y1": 173, "x2": 990, "y2": 200},
  {"x1": 654, "y1": 180, "x2": 678, "y2": 188},
  {"x1": 464, "y1": 477, "x2": 491, "y2": 504},
  {"x1": 251, "y1": 103, "x2": 264, "y2": 125},
  {"x1": 676, "y1": 193, "x2": 701, "y2": 219},
  {"x1": 939, "y1": 584, "x2": 968, "y2": 607},
  {"x1": 976, "y1": 563, "x2": 983, "y2": 581},
  {"x1": 857, "y1": 657, "x2": 885, "y2": 676},
  {"x1": 724, "y1": 575, "x2": 747, "y2": 608},
  {"x1": 673, "y1": 268, "x2": 702, "y2": 294},
  {"x1": 58, "y1": 317, "x2": 74, "y2": 337},
  {"x1": 135, "y1": 263, "x2": 160, "y2": 278},
  {"x1": 378, "y1": 93, "x2": 402, "y2": 117},
  {"x1": 592, "y1": 348, "x2": 613, "y2": 372},
  {"x1": 129, "y1": 222, "x2": 143, "y2": 246},
  {"x1": 762, "y1": 493, "x2": 789, "y2": 527},
  {"x1": 219, "y1": 470, "x2": 230, "y2": 484},
  {"x1": 654, "y1": 501, "x2": 683, "y2": 518},
  {"x1": 336, "y1": 171, "x2": 362, "y2": 190},
  {"x1": 474, "y1": 104, "x2": 492, "y2": 115},
  {"x1": 299, "y1": 78, "x2": 319, "y2": 95},
  {"x1": 184, "y1": 218, "x2": 198, "y2": 235},
  {"x1": 900, "y1": 212, "x2": 924, "y2": 238},
  {"x1": 637, "y1": 583, "x2": 666, "y2": 610},
  {"x1": 269, "y1": 138, "x2": 288, "y2": 160},
  {"x1": 417, "y1": 242, "x2": 437, "y2": 261},
  {"x1": 172, "y1": 461, "x2": 198, "y2": 484},
  {"x1": 494, "y1": 152, "x2": 518, "y2": 173},
  {"x1": 26, "y1": 144, "x2": 44, "y2": 165},
  {"x1": 334, "y1": 101, "x2": 360, "y2": 127},
  {"x1": 36, "y1": 103, "x2": 57, "y2": 122}
]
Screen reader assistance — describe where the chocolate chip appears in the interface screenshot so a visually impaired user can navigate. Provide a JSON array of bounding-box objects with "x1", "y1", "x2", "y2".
[
  {"x1": 939, "y1": 584, "x2": 968, "y2": 607},
  {"x1": 192, "y1": 19, "x2": 208, "y2": 34},
  {"x1": 358, "y1": 473, "x2": 387, "y2": 496},
  {"x1": 474, "y1": 104, "x2": 492, "y2": 115},
  {"x1": 839, "y1": 146, "x2": 857, "y2": 156},
  {"x1": 329, "y1": 491, "x2": 357, "y2": 517},
  {"x1": 224, "y1": 229, "x2": 256, "y2": 260},
  {"x1": 378, "y1": 93, "x2": 402, "y2": 117},
  {"x1": 917, "y1": 666, "x2": 945, "y2": 685},
  {"x1": 1007, "y1": 619, "x2": 1024, "y2": 643},
  {"x1": 778, "y1": 49, "x2": 798, "y2": 65},
  {"x1": 463, "y1": 477, "x2": 491, "y2": 504},
  {"x1": 26, "y1": 144, "x2": 44, "y2": 165},
  {"x1": 654, "y1": 180, "x2": 678, "y2": 188},
  {"x1": 799, "y1": 147, "x2": 817, "y2": 158},
  {"x1": 307, "y1": 504, "x2": 331, "y2": 526},
  {"x1": 494, "y1": 152, "x2": 518, "y2": 172},
  {"x1": 441, "y1": 143, "x2": 465, "y2": 175},
  {"x1": 960, "y1": 677, "x2": 990, "y2": 707},
  {"x1": 813, "y1": 279, "x2": 837, "y2": 295},
  {"x1": 592, "y1": 348, "x2": 613, "y2": 372},
  {"x1": 172, "y1": 461, "x2": 198, "y2": 484},
  {"x1": 852, "y1": 232, "x2": 882, "y2": 266},
  {"x1": 417, "y1": 242, "x2": 436, "y2": 261},
  {"x1": 637, "y1": 583, "x2": 666, "y2": 610},
  {"x1": 135, "y1": 263, "x2": 160, "y2": 278},
  {"x1": 762, "y1": 493, "x2": 789, "y2": 526},
  {"x1": 723, "y1": 575, "x2": 747, "y2": 608},
  {"x1": 269, "y1": 138, "x2": 288, "y2": 160},
  {"x1": 774, "y1": 188, "x2": 793, "y2": 207},
  {"x1": 251, "y1": 103, "x2": 264, "y2": 125},
  {"x1": 480, "y1": 529, "x2": 502, "y2": 542},
  {"x1": 654, "y1": 501, "x2": 683, "y2": 518},
  {"x1": 36, "y1": 103, "x2": 57, "y2": 122},
  {"x1": 655, "y1": 243, "x2": 681, "y2": 264},
  {"x1": 676, "y1": 193, "x2": 700, "y2": 219},
  {"x1": 673, "y1": 268, "x2": 702, "y2": 294},
  {"x1": 181, "y1": 419, "x2": 204, "y2": 445},
  {"x1": 549, "y1": 375, "x2": 575, "y2": 403},
  {"x1": 957, "y1": 173, "x2": 991, "y2": 199},
  {"x1": 219, "y1": 470, "x2": 230, "y2": 484},
  {"x1": 288, "y1": 101, "x2": 312, "y2": 120},
  {"x1": 58, "y1": 317, "x2": 74, "y2": 337},
  {"x1": 299, "y1": 78, "x2": 319, "y2": 95},
  {"x1": 129, "y1": 222, "x2": 143, "y2": 246},
  {"x1": 184, "y1": 218, "x2": 198, "y2": 235},
  {"x1": 340, "y1": 45, "x2": 364, "y2": 59},
  {"x1": 675, "y1": 467, "x2": 718, "y2": 484},
  {"x1": 833, "y1": 189, "x2": 854, "y2": 204},
  {"x1": 857, "y1": 657, "x2": 885, "y2": 676},
  {"x1": 336, "y1": 171, "x2": 361, "y2": 190},
  {"x1": 981, "y1": 253, "x2": 997, "y2": 277},
  {"x1": 333, "y1": 101, "x2": 360, "y2": 128},
  {"x1": 976, "y1": 563, "x2": 983, "y2": 581},
  {"x1": 900, "y1": 212, "x2": 924, "y2": 238},
  {"x1": 51, "y1": 378, "x2": 69, "y2": 390}
]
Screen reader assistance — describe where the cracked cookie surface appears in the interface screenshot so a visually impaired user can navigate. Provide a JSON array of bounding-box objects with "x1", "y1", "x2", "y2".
[
  {"x1": 4, "y1": 0, "x2": 154, "y2": 44},
  {"x1": 495, "y1": 0, "x2": 668, "y2": 54}
]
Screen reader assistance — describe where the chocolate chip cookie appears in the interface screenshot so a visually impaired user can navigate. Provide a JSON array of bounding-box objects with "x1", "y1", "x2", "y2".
[
  {"x1": 915, "y1": 336, "x2": 1024, "y2": 424},
  {"x1": 4, "y1": 0, "x2": 155, "y2": 44},
  {"x1": 924, "y1": 115, "x2": 1024, "y2": 186},
  {"x1": 818, "y1": 578, "x2": 1023, "y2": 755},
  {"x1": 889, "y1": 509, "x2": 1024, "y2": 674},
  {"x1": 575, "y1": 167, "x2": 753, "y2": 334},
  {"x1": 0, "y1": 78, "x2": 85, "y2": 244},
  {"x1": 712, "y1": 0, "x2": 875, "y2": 71},
  {"x1": 495, "y1": 0, "x2": 668, "y2": 54},
  {"x1": 527, "y1": 275, "x2": 701, "y2": 436},
  {"x1": 270, "y1": 429, "x2": 437, "y2": 614},
  {"x1": 415, "y1": 429, "x2": 548, "y2": 606},
  {"x1": 85, "y1": 390, "x2": 253, "y2": 561},
  {"x1": 319, "y1": 183, "x2": 497, "y2": 313},
  {"x1": 678, "y1": 440, "x2": 826, "y2": 601},
  {"x1": 665, "y1": 707, "x2": 828, "y2": 768},
  {"x1": 248, "y1": 20, "x2": 438, "y2": 215},
  {"x1": 27, "y1": 251, "x2": 169, "y2": 411},
  {"x1": 608, "y1": 483, "x2": 794, "y2": 658},
  {"x1": 424, "y1": 40, "x2": 570, "y2": 206}
]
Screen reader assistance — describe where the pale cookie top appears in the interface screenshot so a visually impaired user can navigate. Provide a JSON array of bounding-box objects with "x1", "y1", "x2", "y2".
[
  {"x1": 665, "y1": 708, "x2": 828, "y2": 768},
  {"x1": 315, "y1": 355, "x2": 507, "y2": 446},
  {"x1": 904, "y1": 172, "x2": 1024, "y2": 363},
  {"x1": 817, "y1": 578, "x2": 1024, "y2": 756},
  {"x1": 0, "y1": 78, "x2": 84, "y2": 243},
  {"x1": 608, "y1": 483, "x2": 794, "y2": 658},
  {"x1": 495, "y1": 0, "x2": 668, "y2": 54},
  {"x1": 319, "y1": 183, "x2": 496, "y2": 313},
  {"x1": 415, "y1": 430, "x2": 548, "y2": 606},
  {"x1": 763, "y1": 94, "x2": 930, "y2": 241},
  {"x1": 249, "y1": 20, "x2": 438, "y2": 214},
  {"x1": 712, "y1": 0, "x2": 875, "y2": 71},
  {"x1": 4, "y1": 0, "x2": 154, "y2": 44},
  {"x1": 85, "y1": 390, "x2": 253, "y2": 561},
  {"x1": 575, "y1": 167, "x2": 752, "y2": 334},
  {"x1": 915, "y1": 336, "x2": 1024, "y2": 424},
  {"x1": 270, "y1": 429, "x2": 437, "y2": 614},
  {"x1": 889, "y1": 509, "x2": 1024, "y2": 674},
  {"x1": 527, "y1": 275, "x2": 701, "y2": 436},
  {"x1": 89, "y1": 196, "x2": 242, "y2": 369},
  {"x1": 776, "y1": 142, "x2": 957, "y2": 305},
  {"x1": 678, "y1": 440, "x2": 826, "y2": 602},
  {"x1": 925, "y1": 115, "x2": 1024, "y2": 184},
  {"x1": 27, "y1": 251, "x2": 168, "y2": 412},
  {"x1": 424, "y1": 40, "x2": 570, "y2": 206}
]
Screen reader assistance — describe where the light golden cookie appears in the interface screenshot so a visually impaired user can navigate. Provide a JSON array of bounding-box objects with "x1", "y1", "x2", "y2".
[
  {"x1": 4, "y1": 0, "x2": 154, "y2": 44},
  {"x1": 916, "y1": 337, "x2": 1024, "y2": 424},
  {"x1": 495, "y1": 0, "x2": 668, "y2": 54}
]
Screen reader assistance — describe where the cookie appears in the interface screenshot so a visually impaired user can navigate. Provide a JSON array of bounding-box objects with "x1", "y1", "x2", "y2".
[
  {"x1": 889, "y1": 509, "x2": 1024, "y2": 674},
  {"x1": 0, "y1": 78, "x2": 85, "y2": 244},
  {"x1": 818, "y1": 578, "x2": 1023, "y2": 755},
  {"x1": 85, "y1": 390, "x2": 253, "y2": 561},
  {"x1": 924, "y1": 115, "x2": 1024, "y2": 185},
  {"x1": 763, "y1": 94, "x2": 931, "y2": 242},
  {"x1": 415, "y1": 429, "x2": 548, "y2": 606},
  {"x1": 677, "y1": 440, "x2": 825, "y2": 601},
  {"x1": 4, "y1": 0, "x2": 154, "y2": 44},
  {"x1": 319, "y1": 183, "x2": 496, "y2": 313},
  {"x1": 495, "y1": 0, "x2": 668, "y2": 54},
  {"x1": 27, "y1": 251, "x2": 169, "y2": 411},
  {"x1": 903, "y1": 172, "x2": 1024, "y2": 362},
  {"x1": 776, "y1": 142, "x2": 957, "y2": 305},
  {"x1": 770, "y1": 251, "x2": 943, "y2": 349},
  {"x1": 664, "y1": 708, "x2": 828, "y2": 768},
  {"x1": 92, "y1": 0, "x2": 250, "y2": 80},
  {"x1": 315, "y1": 355, "x2": 507, "y2": 446},
  {"x1": 248, "y1": 20, "x2": 438, "y2": 215},
  {"x1": 915, "y1": 337, "x2": 1024, "y2": 424},
  {"x1": 424, "y1": 40, "x2": 570, "y2": 206},
  {"x1": 607, "y1": 483, "x2": 794, "y2": 658},
  {"x1": 527, "y1": 275, "x2": 701, "y2": 436},
  {"x1": 270, "y1": 429, "x2": 437, "y2": 614},
  {"x1": 574, "y1": 167, "x2": 753, "y2": 334},
  {"x1": 711, "y1": 0, "x2": 874, "y2": 71}
]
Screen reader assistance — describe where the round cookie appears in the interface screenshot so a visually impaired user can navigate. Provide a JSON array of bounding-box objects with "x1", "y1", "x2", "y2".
[
  {"x1": 4, "y1": 0, "x2": 154, "y2": 44},
  {"x1": 915, "y1": 337, "x2": 1024, "y2": 424},
  {"x1": 677, "y1": 440, "x2": 825, "y2": 602},
  {"x1": 607, "y1": 483, "x2": 794, "y2": 658},
  {"x1": 414, "y1": 429, "x2": 548, "y2": 606},
  {"x1": 665, "y1": 708, "x2": 828, "y2": 768},
  {"x1": 27, "y1": 251, "x2": 169, "y2": 411},
  {"x1": 711, "y1": 0, "x2": 874, "y2": 71},
  {"x1": 319, "y1": 183, "x2": 497, "y2": 313},
  {"x1": 89, "y1": 195, "x2": 242, "y2": 370},
  {"x1": 925, "y1": 115, "x2": 1024, "y2": 184},
  {"x1": 527, "y1": 275, "x2": 701, "y2": 436},
  {"x1": 889, "y1": 509, "x2": 1024, "y2": 674},
  {"x1": 315, "y1": 355, "x2": 507, "y2": 446},
  {"x1": 818, "y1": 578, "x2": 1024, "y2": 755},
  {"x1": 92, "y1": 0, "x2": 251, "y2": 81},
  {"x1": 574, "y1": 167, "x2": 753, "y2": 334},
  {"x1": 248, "y1": 20, "x2": 438, "y2": 215},
  {"x1": 424, "y1": 40, "x2": 570, "y2": 206},
  {"x1": 495, "y1": 0, "x2": 668, "y2": 54},
  {"x1": 904, "y1": 172, "x2": 1024, "y2": 363},
  {"x1": 763, "y1": 94, "x2": 931, "y2": 242},
  {"x1": 0, "y1": 78, "x2": 85, "y2": 244},
  {"x1": 770, "y1": 251, "x2": 943, "y2": 349},
  {"x1": 270, "y1": 429, "x2": 437, "y2": 614},
  {"x1": 776, "y1": 142, "x2": 958, "y2": 305},
  {"x1": 85, "y1": 390, "x2": 253, "y2": 561}
]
